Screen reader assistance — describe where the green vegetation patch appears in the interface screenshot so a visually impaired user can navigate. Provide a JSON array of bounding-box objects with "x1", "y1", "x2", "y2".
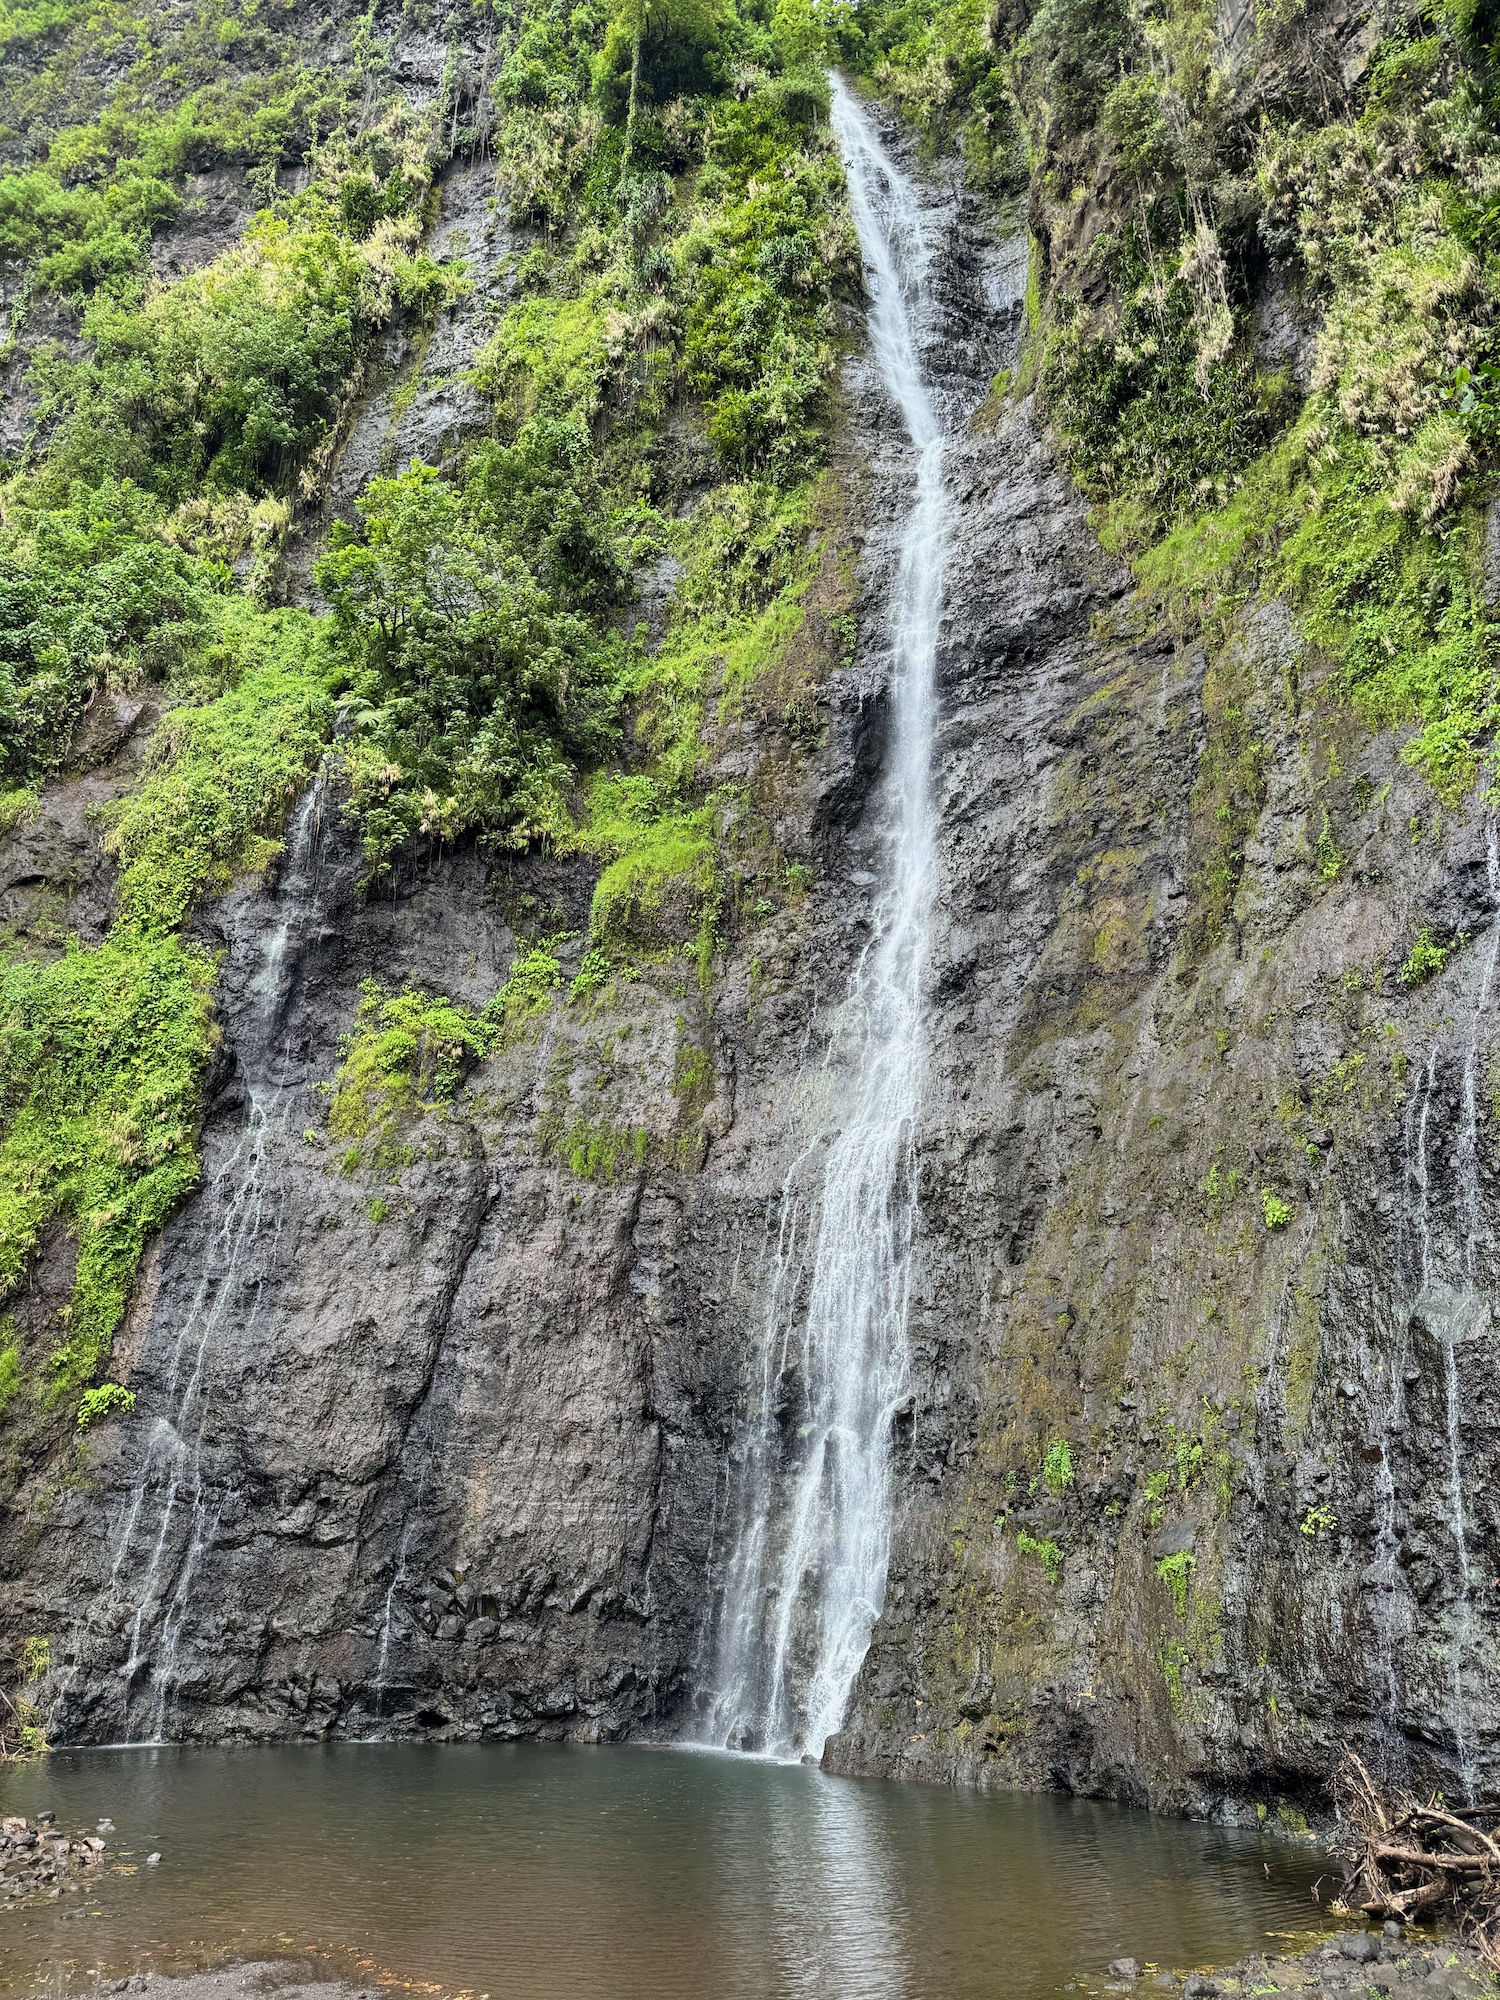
[
  {"x1": 0, "y1": 0, "x2": 855, "y2": 1425},
  {"x1": 0, "y1": 931, "x2": 217, "y2": 1401},
  {"x1": 325, "y1": 980, "x2": 496, "y2": 1173}
]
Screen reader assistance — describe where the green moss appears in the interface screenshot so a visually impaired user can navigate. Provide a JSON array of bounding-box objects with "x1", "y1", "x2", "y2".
[
  {"x1": 0, "y1": 1317, "x2": 18, "y2": 1419},
  {"x1": 586, "y1": 800, "x2": 717, "y2": 957},
  {"x1": 558, "y1": 1118, "x2": 651, "y2": 1181}
]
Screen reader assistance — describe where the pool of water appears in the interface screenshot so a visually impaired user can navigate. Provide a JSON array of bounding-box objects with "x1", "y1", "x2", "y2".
[{"x1": 0, "y1": 1744, "x2": 1330, "y2": 1999}]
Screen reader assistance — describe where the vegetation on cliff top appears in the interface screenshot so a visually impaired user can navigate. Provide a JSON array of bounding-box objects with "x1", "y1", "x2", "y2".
[{"x1": 856, "y1": 0, "x2": 1500, "y2": 809}]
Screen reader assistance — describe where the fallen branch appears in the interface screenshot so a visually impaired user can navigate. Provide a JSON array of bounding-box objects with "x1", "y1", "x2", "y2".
[{"x1": 1331, "y1": 1753, "x2": 1500, "y2": 1969}]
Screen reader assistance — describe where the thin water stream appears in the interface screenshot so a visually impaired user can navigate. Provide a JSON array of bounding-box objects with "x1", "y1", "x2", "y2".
[
  {"x1": 58, "y1": 771, "x2": 334, "y2": 1745},
  {"x1": 0, "y1": 1745, "x2": 1331, "y2": 2000},
  {"x1": 700, "y1": 76, "x2": 946, "y2": 1764},
  {"x1": 1382, "y1": 820, "x2": 1500, "y2": 1791}
]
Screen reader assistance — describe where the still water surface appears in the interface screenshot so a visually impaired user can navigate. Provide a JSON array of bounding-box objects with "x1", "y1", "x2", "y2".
[{"x1": 0, "y1": 1744, "x2": 1328, "y2": 1999}]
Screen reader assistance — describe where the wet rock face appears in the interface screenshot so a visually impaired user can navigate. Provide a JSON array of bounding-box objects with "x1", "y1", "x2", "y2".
[{"x1": 7, "y1": 93, "x2": 1500, "y2": 1811}]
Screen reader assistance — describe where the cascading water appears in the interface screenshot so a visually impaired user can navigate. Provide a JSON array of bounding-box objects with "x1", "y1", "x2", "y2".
[
  {"x1": 698, "y1": 77, "x2": 947, "y2": 1763},
  {"x1": 64, "y1": 768, "x2": 332, "y2": 1743},
  {"x1": 1383, "y1": 824, "x2": 1500, "y2": 1794}
]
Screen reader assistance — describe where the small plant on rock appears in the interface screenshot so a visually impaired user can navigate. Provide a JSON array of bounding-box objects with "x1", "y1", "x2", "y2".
[
  {"x1": 1042, "y1": 1436, "x2": 1074, "y2": 1493},
  {"x1": 1156, "y1": 1549, "x2": 1195, "y2": 1616},
  {"x1": 1261, "y1": 1187, "x2": 1294, "y2": 1230},
  {"x1": 1016, "y1": 1530, "x2": 1065, "y2": 1584},
  {"x1": 76, "y1": 1384, "x2": 135, "y2": 1430},
  {"x1": 1399, "y1": 927, "x2": 1449, "y2": 987}
]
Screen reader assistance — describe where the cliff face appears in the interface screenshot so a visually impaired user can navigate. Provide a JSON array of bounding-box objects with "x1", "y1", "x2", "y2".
[{"x1": 5, "y1": 0, "x2": 1500, "y2": 1819}]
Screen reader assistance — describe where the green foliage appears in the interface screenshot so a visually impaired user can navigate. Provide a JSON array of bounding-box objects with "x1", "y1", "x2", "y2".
[
  {"x1": 0, "y1": 601, "x2": 327, "y2": 1412},
  {"x1": 106, "y1": 609, "x2": 331, "y2": 934},
  {"x1": 1261, "y1": 1187, "x2": 1294, "y2": 1230},
  {"x1": 558, "y1": 1116, "x2": 651, "y2": 1180},
  {"x1": 683, "y1": 122, "x2": 848, "y2": 476},
  {"x1": 0, "y1": 488, "x2": 209, "y2": 787},
  {"x1": 594, "y1": 0, "x2": 733, "y2": 125},
  {"x1": 1156, "y1": 1549, "x2": 1195, "y2": 1617},
  {"x1": 1015, "y1": 1528, "x2": 1065, "y2": 1584},
  {"x1": 850, "y1": 0, "x2": 1023, "y2": 188},
  {"x1": 1043, "y1": 270, "x2": 1294, "y2": 528},
  {"x1": 1300, "y1": 1502, "x2": 1337, "y2": 1538},
  {"x1": 0, "y1": 0, "x2": 850, "y2": 1411},
  {"x1": 325, "y1": 981, "x2": 495, "y2": 1169},
  {"x1": 584, "y1": 780, "x2": 717, "y2": 957},
  {"x1": 19, "y1": 1634, "x2": 49, "y2": 1682},
  {"x1": 1041, "y1": 1435, "x2": 1074, "y2": 1493},
  {"x1": 1137, "y1": 431, "x2": 1498, "y2": 802},
  {"x1": 0, "y1": 1317, "x2": 18, "y2": 1419},
  {"x1": 495, "y1": 939, "x2": 567, "y2": 1027},
  {"x1": 1174, "y1": 1435, "x2": 1204, "y2": 1490},
  {"x1": 862, "y1": 0, "x2": 1500, "y2": 810},
  {"x1": 318, "y1": 459, "x2": 618, "y2": 882},
  {"x1": 0, "y1": 933, "x2": 217, "y2": 1400},
  {"x1": 1399, "y1": 925, "x2": 1451, "y2": 986},
  {"x1": 76, "y1": 1382, "x2": 135, "y2": 1429},
  {"x1": 40, "y1": 206, "x2": 449, "y2": 504}
]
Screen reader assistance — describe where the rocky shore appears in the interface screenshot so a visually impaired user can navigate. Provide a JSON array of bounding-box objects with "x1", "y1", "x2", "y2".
[
  {"x1": 55, "y1": 1970, "x2": 375, "y2": 2000},
  {"x1": 1, "y1": 1813, "x2": 110, "y2": 1908},
  {"x1": 1093, "y1": 1928, "x2": 1495, "y2": 1998}
]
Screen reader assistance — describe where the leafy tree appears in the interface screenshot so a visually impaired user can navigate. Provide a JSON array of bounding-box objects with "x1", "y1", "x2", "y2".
[{"x1": 594, "y1": 0, "x2": 732, "y2": 151}]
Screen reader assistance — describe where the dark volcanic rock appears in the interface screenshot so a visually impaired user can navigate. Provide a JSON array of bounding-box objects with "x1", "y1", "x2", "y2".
[{"x1": 4, "y1": 83, "x2": 1500, "y2": 1822}]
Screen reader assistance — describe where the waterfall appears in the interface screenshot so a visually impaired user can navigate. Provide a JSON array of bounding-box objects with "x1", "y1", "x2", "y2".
[
  {"x1": 698, "y1": 76, "x2": 947, "y2": 1763},
  {"x1": 69, "y1": 767, "x2": 331, "y2": 1744},
  {"x1": 1386, "y1": 824, "x2": 1500, "y2": 1795}
]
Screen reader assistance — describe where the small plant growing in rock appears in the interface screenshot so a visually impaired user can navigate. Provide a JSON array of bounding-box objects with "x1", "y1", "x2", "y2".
[
  {"x1": 1042, "y1": 1436, "x2": 1074, "y2": 1493},
  {"x1": 1300, "y1": 1502, "x2": 1337, "y2": 1538},
  {"x1": 1156, "y1": 1550, "x2": 1195, "y2": 1616},
  {"x1": 1399, "y1": 926, "x2": 1449, "y2": 986},
  {"x1": 1261, "y1": 1187, "x2": 1294, "y2": 1230},
  {"x1": 569, "y1": 946, "x2": 611, "y2": 1003},
  {"x1": 1315, "y1": 811, "x2": 1342, "y2": 882},
  {"x1": 1016, "y1": 1530, "x2": 1064, "y2": 1584},
  {"x1": 76, "y1": 1384, "x2": 135, "y2": 1431}
]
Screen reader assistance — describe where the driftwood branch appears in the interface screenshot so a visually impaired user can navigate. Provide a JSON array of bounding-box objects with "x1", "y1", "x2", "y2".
[{"x1": 1332, "y1": 1754, "x2": 1500, "y2": 1969}]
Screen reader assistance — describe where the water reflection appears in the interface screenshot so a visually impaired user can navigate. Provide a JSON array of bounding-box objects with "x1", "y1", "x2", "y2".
[{"x1": 0, "y1": 1743, "x2": 1327, "y2": 2000}]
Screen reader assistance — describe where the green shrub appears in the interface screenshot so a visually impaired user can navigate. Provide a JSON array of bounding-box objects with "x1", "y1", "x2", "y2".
[
  {"x1": 325, "y1": 982, "x2": 495, "y2": 1168},
  {"x1": 1261, "y1": 1187, "x2": 1294, "y2": 1230},
  {"x1": 317, "y1": 461, "x2": 618, "y2": 882},
  {"x1": 0, "y1": 934, "x2": 217, "y2": 1399},
  {"x1": 1399, "y1": 926, "x2": 1450, "y2": 986}
]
